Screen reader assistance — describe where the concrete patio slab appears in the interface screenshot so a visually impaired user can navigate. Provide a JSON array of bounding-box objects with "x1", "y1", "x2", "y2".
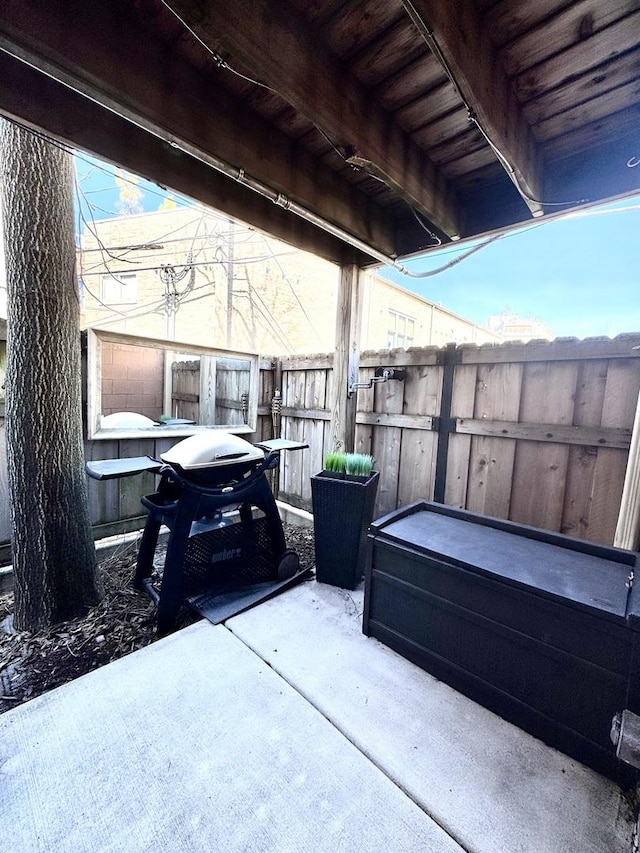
[
  {"x1": 0, "y1": 620, "x2": 464, "y2": 853},
  {"x1": 227, "y1": 580, "x2": 636, "y2": 853}
]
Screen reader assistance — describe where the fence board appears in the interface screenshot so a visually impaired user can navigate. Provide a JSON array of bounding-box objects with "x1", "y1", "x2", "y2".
[
  {"x1": 354, "y1": 367, "x2": 375, "y2": 459},
  {"x1": 117, "y1": 438, "x2": 157, "y2": 520},
  {"x1": 510, "y1": 361, "x2": 579, "y2": 530},
  {"x1": 85, "y1": 439, "x2": 120, "y2": 525},
  {"x1": 281, "y1": 367, "x2": 306, "y2": 502},
  {"x1": 301, "y1": 368, "x2": 327, "y2": 502},
  {"x1": 280, "y1": 367, "x2": 295, "y2": 498},
  {"x1": 322, "y1": 365, "x2": 335, "y2": 460},
  {"x1": 466, "y1": 362, "x2": 523, "y2": 518},
  {"x1": 372, "y1": 371, "x2": 404, "y2": 516},
  {"x1": 172, "y1": 360, "x2": 200, "y2": 421},
  {"x1": 445, "y1": 363, "x2": 477, "y2": 508},
  {"x1": 561, "y1": 360, "x2": 609, "y2": 539},
  {"x1": 588, "y1": 360, "x2": 640, "y2": 544},
  {"x1": 397, "y1": 365, "x2": 442, "y2": 506},
  {"x1": 199, "y1": 356, "x2": 217, "y2": 424},
  {"x1": 257, "y1": 365, "x2": 275, "y2": 443}
]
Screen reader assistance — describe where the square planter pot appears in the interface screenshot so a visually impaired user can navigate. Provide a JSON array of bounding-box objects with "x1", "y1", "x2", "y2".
[{"x1": 311, "y1": 469, "x2": 379, "y2": 589}]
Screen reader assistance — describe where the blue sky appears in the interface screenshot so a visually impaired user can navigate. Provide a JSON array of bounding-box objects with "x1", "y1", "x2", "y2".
[
  {"x1": 75, "y1": 154, "x2": 640, "y2": 339},
  {"x1": 379, "y1": 196, "x2": 640, "y2": 339}
]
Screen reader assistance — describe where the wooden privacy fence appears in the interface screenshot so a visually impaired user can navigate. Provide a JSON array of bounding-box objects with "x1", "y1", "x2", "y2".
[
  {"x1": 1, "y1": 335, "x2": 639, "y2": 563},
  {"x1": 276, "y1": 335, "x2": 640, "y2": 549},
  {"x1": 171, "y1": 357, "x2": 252, "y2": 425},
  {"x1": 0, "y1": 359, "x2": 277, "y2": 564}
]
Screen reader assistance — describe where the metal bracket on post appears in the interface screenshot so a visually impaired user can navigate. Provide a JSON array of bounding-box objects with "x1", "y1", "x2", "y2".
[
  {"x1": 271, "y1": 390, "x2": 282, "y2": 437},
  {"x1": 611, "y1": 709, "x2": 640, "y2": 769},
  {"x1": 348, "y1": 367, "x2": 406, "y2": 398}
]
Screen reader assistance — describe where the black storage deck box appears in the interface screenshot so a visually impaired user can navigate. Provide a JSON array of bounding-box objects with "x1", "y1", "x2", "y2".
[{"x1": 363, "y1": 501, "x2": 640, "y2": 785}]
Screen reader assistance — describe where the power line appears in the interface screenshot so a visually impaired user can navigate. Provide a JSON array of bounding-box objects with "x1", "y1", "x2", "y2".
[
  {"x1": 80, "y1": 251, "x2": 300, "y2": 278},
  {"x1": 259, "y1": 234, "x2": 323, "y2": 346}
]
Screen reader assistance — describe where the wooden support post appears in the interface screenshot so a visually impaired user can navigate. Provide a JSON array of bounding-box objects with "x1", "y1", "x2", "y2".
[
  {"x1": 433, "y1": 343, "x2": 458, "y2": 503},
  {"x1": 329, "y1": 264, "x2": 363, "y2": 453},
  {"x1": 615, "y1": 389, "x2": 640, "y2": 550}
]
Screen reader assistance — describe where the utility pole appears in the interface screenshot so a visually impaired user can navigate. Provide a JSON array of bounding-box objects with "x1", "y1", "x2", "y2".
[
  {"x1": 159, "y1": 258, "x2": 192, "y2": 414},
  {"x1": 226, "y1": 219, "x2": 234, "y2": 347}
]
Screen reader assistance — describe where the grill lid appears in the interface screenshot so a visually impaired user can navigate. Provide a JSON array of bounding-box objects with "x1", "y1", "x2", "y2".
[{"x1": 160, "y1": 432, "x2": 264, "y2": 470}]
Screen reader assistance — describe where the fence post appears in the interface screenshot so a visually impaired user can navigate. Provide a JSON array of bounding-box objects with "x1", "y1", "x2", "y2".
[
  {"x1": 615, "y1": 388, "x2": 640, "y2": 550},
  {"x1": 329, "y1": 264, "x2": 363, "y2": 453},
  {"x1": 433, "y1": 343, "x2": 459, "y2": 503}
]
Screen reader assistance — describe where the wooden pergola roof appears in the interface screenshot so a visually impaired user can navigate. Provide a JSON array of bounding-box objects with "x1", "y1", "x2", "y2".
[{"x1": 0, "y1": 1, "x2": 639, "y2": 268}]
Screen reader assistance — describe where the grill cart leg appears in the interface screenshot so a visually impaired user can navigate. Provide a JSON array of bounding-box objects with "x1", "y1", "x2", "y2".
[
  {"x1": 156, "y1": 491, "x2": 200, "y2": 637},
  {"x1": 134, "y1": 474, "x2": 179, "y2": 597},
  {"x1": 133, "y1": 516, "x2": 162, "y2": 592},
  {"x1": 251, "y1": 474, "x2": 287, "y2": 556}
]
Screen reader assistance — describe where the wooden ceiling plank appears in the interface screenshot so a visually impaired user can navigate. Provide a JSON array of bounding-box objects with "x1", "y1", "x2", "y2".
[
  {"x1": 454, "y1": 161, "x2": 504, "y2": 191},
  {"x1": 540, "y1": 104, "x2": 640, "y2": 160},
  {"x1": 0, "y1": 51, "x2": 363, "y2": 266},
  {"x1": 271, "y1": 106, "x2": 314, "y2": 142},
  {"x1": 167, "y1": 0, "x2": 460, "y2": 236},
  {"x1": 0, "y1": 0, "x2": 398, "y2": 259},
  {"x1": 411, "y1": 107, "x2": 474, "y2": 150},
  {"x1": 394, "y1": 80, "x2": 461, "y2": 134},
  {"x1": 400, "y1": 0, "x2": 543, "y2": 215},
  {"x1": 535, "y1": 79, "x2": 640, "y2": 141},
  {"x1": 325, "y1": 0, "x2": 404, "y2": 60},
  {"x1": 523, "y1": 49, "x2": 640, "y2": 126},
  {"x1": 348, "y1": 17, "x2": 427, "y2": 86},
  {"x1": 544, "y1": 126, "x2": 640, "y2": 207},
  {"x1": 375, "y1": 51, "x2": 445, "y2": 111},
  {"x1": 501, "y1": 1, "x2": 640, "y2": 79},
  {"x1": 428, "y1": 126, "x2": 489, "y2": 166},
  {"x1": 487, "y1": 0, "x2": 603, "y2": 49},
  {"x1": 287, "y1": 0, "x2": 352, "y2": 29},
  {"x1": 516, "y1": 10, "x2": 640, "y2": 100},
  {"x1": 440, "y1": 147, "x2": 499, "y2": 180}
]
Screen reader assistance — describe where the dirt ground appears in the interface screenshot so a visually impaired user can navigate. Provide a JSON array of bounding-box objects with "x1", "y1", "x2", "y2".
[{"x1": 0, "y1": 523, "x2": 315, "y2": 715}]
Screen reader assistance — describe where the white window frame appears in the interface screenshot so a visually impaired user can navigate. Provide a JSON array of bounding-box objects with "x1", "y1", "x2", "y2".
[
  {"x1": 100, "y1": 271, "x2": 138, "y2": 305},
  {"x1": 387, "y1": 310, "x2": 415, "y2": 349}
]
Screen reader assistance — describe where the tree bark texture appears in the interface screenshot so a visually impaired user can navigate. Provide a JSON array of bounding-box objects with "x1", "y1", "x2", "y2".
[{"x1": 0, "y1": 120, "x2": 102, "y2": 630}]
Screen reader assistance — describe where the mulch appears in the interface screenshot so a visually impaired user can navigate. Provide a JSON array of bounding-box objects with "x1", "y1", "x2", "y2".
[{"x1": 0, "y1": 522, "x2": 315, "y2": 715}]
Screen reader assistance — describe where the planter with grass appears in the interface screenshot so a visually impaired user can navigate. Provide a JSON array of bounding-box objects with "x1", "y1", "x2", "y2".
[{"x1": 311, "y1": 452, "x2": 379, "y2": 589}]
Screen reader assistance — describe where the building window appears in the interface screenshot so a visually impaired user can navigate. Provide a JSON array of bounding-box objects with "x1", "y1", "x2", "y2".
[
  {"x1": 100, "y1": 272, "x2": 138, "y2": 304},
  {"x1": 387, "y1": 310, "x2": 415, "y2": 349}
]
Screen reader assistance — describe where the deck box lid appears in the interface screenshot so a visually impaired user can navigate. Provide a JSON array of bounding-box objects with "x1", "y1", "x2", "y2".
[{"x1": 372, "y1": 503, "x2": 634, "y2": 621}]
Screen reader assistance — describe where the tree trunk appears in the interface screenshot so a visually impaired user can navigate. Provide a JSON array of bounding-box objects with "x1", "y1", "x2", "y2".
[{"x1": 0, "y1": 120, "x2": 102, "y2": 630}]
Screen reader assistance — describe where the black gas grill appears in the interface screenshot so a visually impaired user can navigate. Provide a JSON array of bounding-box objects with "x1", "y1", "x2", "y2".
[{"x1": 87, "y1": 433, "x2": 306, "y2": 634}]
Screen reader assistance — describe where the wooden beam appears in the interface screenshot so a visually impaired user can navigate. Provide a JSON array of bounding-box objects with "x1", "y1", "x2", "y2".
[
  {"x1": 329, "y1": 265, "x2": 363, "y2": 453},
  {"x1": 168, "y1": 0, "x2": 460, "y2": 237},
  {"x1": 0, "y1": 52, "x2": 364, "y2": 267},
  {"x1": 0, "y1": 0, "x2": 396, "y2": 261},
  {"x1": 400, "y1": 0, "x2": 542, "y2": 216}
]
